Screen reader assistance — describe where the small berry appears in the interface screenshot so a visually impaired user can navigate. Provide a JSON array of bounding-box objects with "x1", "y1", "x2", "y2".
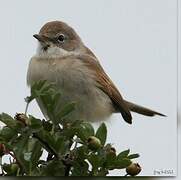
[
  {"x1": 87, "y1": 136, "x2": 101, "y2": 150},
  {"x1": 108, "y1": 147, "x2": 116, "y2": 155},
  {"x1": 1, "y1": 126, "x2": 16, "y2": 140},
  {"x1": 11, "y1": 163, "x2": 19, "y2": 174},
  {"x1": 14, "y1": 113, "x2": 28, "y2": 126},
  {"x1": 126, "y1": 163, "x2": 141, "y2": 176},
  {"x1": 0, "y1": 143, "x2": 5, "y2": 156}
]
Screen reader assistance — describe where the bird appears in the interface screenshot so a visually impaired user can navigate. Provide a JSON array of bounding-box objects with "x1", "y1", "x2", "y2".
[{"x1": 27, "y1": 21, "x2": 165, "y2": 124}]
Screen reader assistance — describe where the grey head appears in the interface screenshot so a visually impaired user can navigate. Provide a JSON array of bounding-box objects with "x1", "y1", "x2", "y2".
[{"x1": 33, "y1": 21, "x2": 85, "y2": 57}]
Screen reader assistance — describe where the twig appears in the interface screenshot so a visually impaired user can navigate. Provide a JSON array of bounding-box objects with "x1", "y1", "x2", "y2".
[
  {"x1": 25, "y1": 102, "x2": 29, "y2": 115},
  {"x1": 64, "y1": 165, "x2": 71, "y2": 176},
  {"x1": 32, "y1": 133, "x2": 58, "y2": 159},
  {"x1": 8, "y1": 151, "x2": 24, "y2": 174}
]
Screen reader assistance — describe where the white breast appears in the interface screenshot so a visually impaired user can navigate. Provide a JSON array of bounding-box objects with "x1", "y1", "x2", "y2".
[
  {"x1": 27, "y1": 53, "x2": 113, "y2": 122},
  {"x1": 34, "y1": 43, "x2": 81, "y2": 59}
]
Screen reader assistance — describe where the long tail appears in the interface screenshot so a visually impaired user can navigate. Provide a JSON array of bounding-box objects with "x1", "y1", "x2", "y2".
[{"x1": 125, "y1": 100, "x2": 166, "y2": 117}]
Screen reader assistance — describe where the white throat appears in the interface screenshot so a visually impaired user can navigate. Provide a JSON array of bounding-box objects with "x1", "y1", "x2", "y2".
[{"x1": 34, "y1": 43, "x2": 80, "y2": 59}]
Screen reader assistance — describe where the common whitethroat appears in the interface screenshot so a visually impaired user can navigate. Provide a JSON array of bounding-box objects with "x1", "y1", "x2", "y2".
[{"x1": 27, "y1": 21, "x2": 165, "y2": 124}]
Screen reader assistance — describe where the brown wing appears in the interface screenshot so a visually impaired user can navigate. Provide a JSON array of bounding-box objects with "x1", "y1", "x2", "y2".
[{"x1": 78, "y1": 53, "x2": 132, "y2": 124}]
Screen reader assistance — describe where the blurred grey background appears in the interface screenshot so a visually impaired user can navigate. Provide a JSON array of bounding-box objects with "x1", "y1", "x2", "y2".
[{"x1": 0, "y1": 0, "x2": 179, "y2": 178}]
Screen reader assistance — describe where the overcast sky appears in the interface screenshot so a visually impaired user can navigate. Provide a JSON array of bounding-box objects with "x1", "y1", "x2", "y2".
[{"x1": 0, "y1": 0, "x2": 179, "y2": 177}]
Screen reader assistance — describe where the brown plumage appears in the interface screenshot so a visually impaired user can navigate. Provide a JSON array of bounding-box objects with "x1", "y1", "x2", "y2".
[
  {"x1": 79, "y1": 54, "x2": 132, "y2": 124},
  {"x1": 28, "y1": 21, "x2": 165, "y2": 124}
]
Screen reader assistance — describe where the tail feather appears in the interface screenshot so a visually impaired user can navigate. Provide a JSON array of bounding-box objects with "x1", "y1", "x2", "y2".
[{"x1": 125, "y1": 100, "x2": 166, "y2": 117}]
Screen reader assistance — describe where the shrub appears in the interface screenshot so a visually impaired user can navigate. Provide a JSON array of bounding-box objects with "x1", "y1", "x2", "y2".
[{"x1": 0, "y1": 81, "x2": 140, "y2": 176}]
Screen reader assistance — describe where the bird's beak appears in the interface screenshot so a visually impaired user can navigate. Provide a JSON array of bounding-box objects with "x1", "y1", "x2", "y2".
[
  {"x1": 33, "y1": 34, "x2": 51, "y2": 51},
  {"x1": 33, "y1": 34, "x2": 48, "y2": 43}
]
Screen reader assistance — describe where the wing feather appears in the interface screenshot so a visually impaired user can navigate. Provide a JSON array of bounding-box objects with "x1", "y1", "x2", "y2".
[{"x1": 78, "y1": 54, "x2": 132, "y2": 124}]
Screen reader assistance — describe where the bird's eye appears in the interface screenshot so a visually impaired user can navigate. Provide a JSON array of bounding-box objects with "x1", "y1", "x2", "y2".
[{"x1": 57, "y1": 34, "x2": 65, "y2": 42}]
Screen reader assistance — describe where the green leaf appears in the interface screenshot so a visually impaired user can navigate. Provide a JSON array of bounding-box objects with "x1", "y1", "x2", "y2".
[
  {"x1": 12, "y1": 134, "x2": 30, "y2": 174},
  {"x1": 56, "y1": 102, "x2": 76, "y2": 123},
  {"x1": 27, "y1": 80, "x2": 55, "y2": 103},
  {"x1": 34, "y1": 130, "x2": 57, "y2": 154},
  {"x1": 88, "y1": 153, "x2": 101, "y2": 169},
  {"x1": 0, "y1": 113, "x2": 21, "y2": 130},
  {"x1": 76, "y1": 128, "x2": 87, "y2": 142},
  {"x1": 30, "y1": 141, "x2": 43, "y2": 169},
  {"x1": 31, "y1": 80, "x2": 52, "y2": 96},
  {"x1": 115, "y1": 158, "x2": 132, "y2": 169},
  {"x1": 40, "y1": 159, "x2": 65, "y2": 176},
  {"x1": 75, "y1": 146, "x2": 88, "y2": 161},
  {"x1": 51, "y1": 91, "x2": 61, "y2": 109},
  {"x1": 0, "y1": 126, "x2": 17, "y2": 141},
  {"x1": 117, "y1": 149, "x2": 130, "y2": 160},
  {"x1": 13, "y1": 135, "x2": 29, "y2": 158},
  {"x1": 82, "y1": 122, "x2": 95, "y2": 137},
  {"x1": 54, "y1": 136, "x2": 69, "y2": 154},
  {"x1": 128, "y1": 153, "x2": 140, "y2": 159},
  {"x1": 95, "y1": 123, "x2": 107, "y2": 146},
  {"x1": 71, "y1": 160, "x2": 89, "y2": 176},
  {"x1": 29, "y1": 115, "x2": 42, "y2": 131},
  {"x1": 76, "y1": 122, "x2": 95, "y2": 142},
  {"x1": 105, "y1": 152, "x2": 117, "y2": 168}
]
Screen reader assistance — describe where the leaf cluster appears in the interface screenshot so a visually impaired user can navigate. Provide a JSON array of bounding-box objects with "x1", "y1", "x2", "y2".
[{"x1": 0, "y1": 80, "x2": 140, "y2": 176}]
